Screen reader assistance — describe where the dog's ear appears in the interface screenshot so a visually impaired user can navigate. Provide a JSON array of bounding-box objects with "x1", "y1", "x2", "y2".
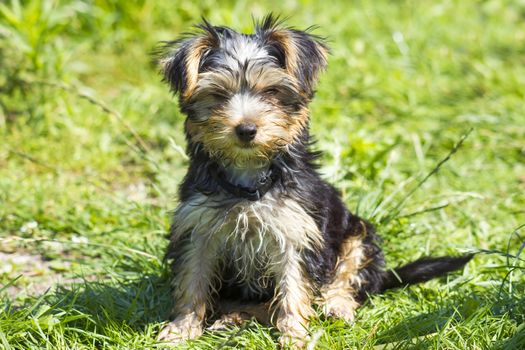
[
  {"x1": 257, "y1": 15, "x2": 329, "y2": 98},
  {"x1": 158, "y1": 20, "x2": 219, "y2": 100}
]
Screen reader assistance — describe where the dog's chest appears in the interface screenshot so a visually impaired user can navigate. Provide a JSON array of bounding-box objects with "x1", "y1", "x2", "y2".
[{"x1": 173, "y1": 192, "x2": 322, "y2": 287}]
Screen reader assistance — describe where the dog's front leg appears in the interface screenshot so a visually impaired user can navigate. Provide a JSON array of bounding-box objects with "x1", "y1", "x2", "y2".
[
  {"x1": 273, "y1": 248, "x2": 315, "y2": 348},
  {"x1": 158, "y1": 237, "x2": 218, "y2": 343}
]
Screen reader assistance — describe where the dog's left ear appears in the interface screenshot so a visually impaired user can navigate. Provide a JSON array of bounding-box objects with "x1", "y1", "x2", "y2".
[
  {"x1": 157, "y1": 21, "x2": 219, "y2": 100},
  {"x1": 258, "y1": 16, "x2": 329, "y2": 98}
]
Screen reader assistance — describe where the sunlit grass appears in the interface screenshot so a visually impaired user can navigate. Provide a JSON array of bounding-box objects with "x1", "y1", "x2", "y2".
[{"x1": 1, "y1": 0, "x2": 524, "y2": 349}]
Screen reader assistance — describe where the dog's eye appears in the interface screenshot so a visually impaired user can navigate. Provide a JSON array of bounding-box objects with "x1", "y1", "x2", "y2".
[{"x1": 263, "y1": 87, "x2": 280, "y2": 95}]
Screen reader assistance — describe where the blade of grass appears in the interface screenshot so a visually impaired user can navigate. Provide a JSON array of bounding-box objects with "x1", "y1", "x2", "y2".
[{"x1": 384, "y1": 128, "x2": 473, "y2": 223}]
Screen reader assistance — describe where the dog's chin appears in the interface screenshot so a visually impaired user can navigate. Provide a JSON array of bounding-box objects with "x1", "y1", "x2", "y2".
[
  {"x1": 236, "y1": 143, "x2": 256, "y2": 150},
  {"x1": 213, "y1": 144, "x2": 273, "y2": 169}
]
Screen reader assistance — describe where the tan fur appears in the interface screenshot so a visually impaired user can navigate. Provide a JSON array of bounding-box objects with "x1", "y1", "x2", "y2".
[
  {"x1": 173, "y1": 33, "x2": 218, "y2": 100},
  {"x1": 184, "y1": 64, "x2": 310, "y2": 169},
  {"x1": 286, "y1": 106, "x2": 309, "y2": 145},
  {"x1": 157, "y1": 311, "x2": 203, "y2": 342},
  {"x1": 157, "y1": 217, "x2": 220, "y2": 342},
  {"x1": 268, "y1": 30, "x2": 299, "y2": 78},
  {"x1": 319, "y1": 223, "x2": 367, "y2": 322},
  {"x1": 186, "y1": 103, "x2": 308, "y2": 170},
  {"x1": 187, "y1": 112, "x2": 302, "y2": 169},
  {"x1": 273, "y1": 248, "x2": 315, "y2": 347},
  {"x1": 267, "y1": 29, "x2": 328, "y2": 92}
]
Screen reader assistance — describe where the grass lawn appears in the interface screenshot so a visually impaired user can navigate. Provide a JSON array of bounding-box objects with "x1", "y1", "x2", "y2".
[{"x1": 1, "y1": 0, "x2": 524, "y2": 348}]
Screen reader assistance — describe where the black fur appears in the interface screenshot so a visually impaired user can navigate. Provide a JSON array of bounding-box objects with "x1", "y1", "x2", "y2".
[{"x1": 380, "y1": 254, "x2": 474, "y2": 292}]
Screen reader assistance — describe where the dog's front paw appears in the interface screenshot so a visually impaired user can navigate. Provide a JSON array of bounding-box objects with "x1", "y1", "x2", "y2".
[
  {"x1": 321, "y1": 295, "x2": 358, "y2": 323},
  {"x1": 278, "y1": 332, "x2": 309, "y2": 349},
  {"x1": 276, "y1": 317, "x2": 309, "y2": 348},
  {"x1": 158, "y1": 313, "x2": 203, "y2": 343},
  {"x1": 208, "y1": 311, "x2": 251, "y2": 331}
]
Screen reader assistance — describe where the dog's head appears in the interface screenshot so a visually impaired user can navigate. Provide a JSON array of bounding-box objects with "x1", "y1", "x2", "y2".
[{"x1": 158, "y1": 15, "x2": 328, "y2": 168}]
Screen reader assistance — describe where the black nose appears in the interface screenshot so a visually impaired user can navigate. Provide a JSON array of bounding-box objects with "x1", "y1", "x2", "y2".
[{"x1": 235, "y1": 123, "x2": 257, "y2": 142}]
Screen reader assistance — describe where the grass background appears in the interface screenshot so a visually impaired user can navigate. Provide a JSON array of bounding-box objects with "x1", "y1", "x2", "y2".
[{"x1": 1, "y1": 0, "x2": 524, "y2": 348}]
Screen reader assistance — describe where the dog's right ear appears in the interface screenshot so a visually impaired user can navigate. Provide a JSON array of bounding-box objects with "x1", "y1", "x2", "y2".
[{"x1": 157, "y1": 20, "x2": 219, "y2": 100}]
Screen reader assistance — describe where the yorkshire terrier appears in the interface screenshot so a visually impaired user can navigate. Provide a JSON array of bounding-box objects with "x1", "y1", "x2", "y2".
[{"x1": 156, "y1": 15, "x2": 472, "y2": 347}]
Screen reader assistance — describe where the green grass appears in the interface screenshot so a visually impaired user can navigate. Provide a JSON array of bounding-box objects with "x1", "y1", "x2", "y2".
[{"x1": 1, "y1": 0, "x2": 524, "y2": 348}]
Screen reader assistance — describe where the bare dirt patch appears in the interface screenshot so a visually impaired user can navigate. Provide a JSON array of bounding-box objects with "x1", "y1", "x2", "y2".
[{"x1": 0, "y1": 251, "x2": 82, "y2": 299}]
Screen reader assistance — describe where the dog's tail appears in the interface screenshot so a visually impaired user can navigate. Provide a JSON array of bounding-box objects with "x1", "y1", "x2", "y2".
[{"x1": 379, "y1": 254, "x2": 473, "y2": 292}]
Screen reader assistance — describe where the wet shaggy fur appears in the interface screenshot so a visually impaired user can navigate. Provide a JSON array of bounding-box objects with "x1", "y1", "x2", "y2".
[{"x1": 156, "y1": 15, "x2": 472, "y2": 347}]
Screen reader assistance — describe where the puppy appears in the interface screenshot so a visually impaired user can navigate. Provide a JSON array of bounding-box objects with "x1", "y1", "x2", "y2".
[{"x1": 156, "y1": 15, "x2": 472, "y2": 347}]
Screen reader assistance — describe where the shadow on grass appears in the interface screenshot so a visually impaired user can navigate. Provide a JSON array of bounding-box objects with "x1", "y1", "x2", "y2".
[
  {"x1": 47, "y1": 272, "x2": 174, "y2": 332},
  {"x1": 43, "y1": 272, "x2": 275, "y2": 349},
  {"x1": 372, "y1": 282, "x2": 525, "y2": 349},
  {"x1": 1, "y1": 266, "x2": 181, "y2": 348},
  {"x1": 6, "y1": 268, "x2": 523, "y2": 348},
  {"x1": 497, "y1": 327, "x2": 525, "y2": 350}
]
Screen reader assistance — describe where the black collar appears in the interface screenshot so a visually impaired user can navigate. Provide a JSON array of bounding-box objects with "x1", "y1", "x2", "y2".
[{"x1": 210, "y1": 164, "x2": 280, "y2": 201}]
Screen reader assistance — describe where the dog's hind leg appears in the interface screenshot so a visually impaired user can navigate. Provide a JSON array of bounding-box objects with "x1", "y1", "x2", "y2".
[{"x1": 319, "y1": 234, "x2": 365, "y2": 323}]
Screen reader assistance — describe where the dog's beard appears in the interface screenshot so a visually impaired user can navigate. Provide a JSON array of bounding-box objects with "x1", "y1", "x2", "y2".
[
  {"x1": 188, "y1": 116, "x2": 293, "y2": 169},
  {"x1": 209, "y1": 145, "x2": 272, "y2": 169}
]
